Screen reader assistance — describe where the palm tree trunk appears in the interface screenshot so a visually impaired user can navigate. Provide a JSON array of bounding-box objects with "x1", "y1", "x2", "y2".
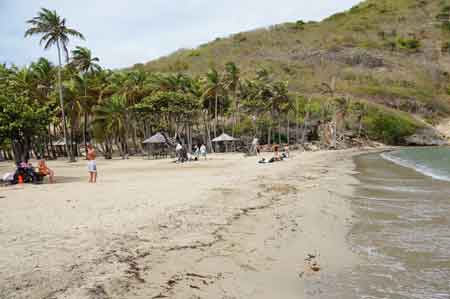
[
  {"x1": 83, "y1": 112, "x2": 88, "y2": 157},
  {"x1": 203, "y1": 112, "x2": 214, "y2": 153},
  {"x1": 295, "y1": 97, "x2": 300, "y2": 145},
  {"x1": 48, "y1": 124, "x2": 56, "y2": 159},
  {"x1": 278, "y1": 121, "x2": 282, "y2": 144},
  {"x1": 214, "y1": 94, "x2": 218, "y2": 137},
  {"x1": 301, "y1": 97, "x2": 311, "y2": 145},
  {"x1": 287, "y1": 118, "x2": 290, "y2": 145},
  {"x1": 83, "y1": 85, "x2": 88, "y2": 159},
  {"x1": 56, "y1": 39, "x2": 74, "y2": 162}
]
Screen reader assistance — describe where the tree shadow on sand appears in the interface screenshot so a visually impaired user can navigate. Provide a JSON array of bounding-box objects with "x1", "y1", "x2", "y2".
[{"x1": 43, "y1": 176, "x2": 83, "y2": 185}]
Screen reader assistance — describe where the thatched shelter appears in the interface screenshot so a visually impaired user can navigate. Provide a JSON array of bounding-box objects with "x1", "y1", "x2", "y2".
[
  {"x1": 142, "y1": 132, "x2": 173, "y2": 159},
  {"x1": 212, "y1": 133, "x2": 239, "y2": 152}
]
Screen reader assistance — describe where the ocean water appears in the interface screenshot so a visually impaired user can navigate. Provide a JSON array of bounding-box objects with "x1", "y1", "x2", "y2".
[
  {"x1": 381, "y1": 147, "x2": 450, "y2": 182},
  {"x1": 311, "y1": 148, "x2": 450, "y2": 298}
]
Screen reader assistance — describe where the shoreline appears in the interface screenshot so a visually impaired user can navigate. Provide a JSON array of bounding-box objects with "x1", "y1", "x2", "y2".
[{"x1": 0, "y1": 149, "x2": 377, "y2": 298}]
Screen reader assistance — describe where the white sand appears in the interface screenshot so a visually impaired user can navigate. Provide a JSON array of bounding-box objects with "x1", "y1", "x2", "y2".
[{"x1": 0, "y1": 149, "x2": 367, "y2": 298}]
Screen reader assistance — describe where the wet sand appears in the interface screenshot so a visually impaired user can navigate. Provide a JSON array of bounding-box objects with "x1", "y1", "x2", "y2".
[
  {"x1": 0, "y1": 150, "x2": 368, "y2": 298},
  {"x1": 324, "y1": 152, "x2": 450, "y2": 299}
]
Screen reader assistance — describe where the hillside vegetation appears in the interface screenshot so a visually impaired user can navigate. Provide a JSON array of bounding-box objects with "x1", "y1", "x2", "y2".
[
  {"x1": 138, "y1": 0, "x2": 450, "y2": 127},
  {"x1": 3, "y1": 2, "x2": 450, "y2": 163}
]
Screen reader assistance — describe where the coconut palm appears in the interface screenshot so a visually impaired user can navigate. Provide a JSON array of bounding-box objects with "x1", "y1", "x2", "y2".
[
  {"x1": 202, "y1": 68, "x2": 223, "y2": 137},
  {"x1": 224, "y1": 62, "x2": 241, "y2": 135},
  {"x1": 93, "y1": 94, "x2": 128, "y2": 158},
  {"x1": 30, "y1": 58, "x2": 58, "y2": 158},
  {"x1": 71, "y1": 46, "x2": 101, "y2": 152},
  {"x1": 25, "y1": 8, "x2": 85, "y2": 162},
  {"x1": 71, "y1": 46, "x2": 101, "y2": 74}
]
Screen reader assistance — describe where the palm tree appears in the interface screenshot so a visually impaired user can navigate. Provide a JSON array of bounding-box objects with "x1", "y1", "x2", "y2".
[
  {"x1": 224, "y1": 62, "x2": 240, "y2": 135},
  {"x1": 25, "y1": 8, "x2": 85, "y2": 162},
  {"x1": 71, "y1": 47, "x2": 101, "y2": 74},
  {"x1": 31, "y1": 58, "x2": 57, "y2": 158},
  {"x1": 202, "y1": 68, "x2": 223, "y2": 138},
  {"x1": 93, "y1": 95, "x2": 128, "y2": 159},
  {"x1": 71, "y1": 46, "x2": 101, "y2": 153}
]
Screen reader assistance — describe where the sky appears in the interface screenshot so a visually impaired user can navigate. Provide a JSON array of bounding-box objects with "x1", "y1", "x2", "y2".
[{"x1": 0, "y1": 1, "x2": 361, "y2": 69}]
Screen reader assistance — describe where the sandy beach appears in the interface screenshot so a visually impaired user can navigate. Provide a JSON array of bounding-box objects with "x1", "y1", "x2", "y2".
[{"x1": 1, "y1": 149, "x2": 367, "y2": 298}]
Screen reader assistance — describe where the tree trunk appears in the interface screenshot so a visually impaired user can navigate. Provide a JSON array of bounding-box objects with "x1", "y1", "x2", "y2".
[
  {"x1": 83, "y1": 83, "x2": 89, "y2": 159},
  {"x1": 70, "y1": 119, "x2": 78, "y2": 159},
  {"x1": 301, "y1": 98, "x2": 311, "y2": 145},
  {"x1": 203, "y1": 112, "x2": 214, "y2": 153},
  {"x1": 287, "y1": 118, "x2": 290, "y2": 145},
  {"x1": 83, "y1": 112, "x2": 88, "y2": 158},
  {"x1": 296, "y1": 97, "x2": 299, "y2": 145},
  {"x1": 56, "y1": 39, "x2": 75, "y2": 162},
  {"x1": 11, "y1": 136, "x2": 30, "y2": 163},
  {"x1": 187, "y1": 123, "x2": 193, "y2": 154},
  {"x1": 132, "y1": 122, "x2": 141, "y2": 155},
  {"x1": 214, "y1": 94, "x2": 218, "y2": 138},
  {"x1": 278, "y1": 121, "x2": 282, "y2": 145}
]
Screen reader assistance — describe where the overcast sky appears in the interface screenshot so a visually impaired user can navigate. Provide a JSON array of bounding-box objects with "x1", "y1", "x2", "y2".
[{"x1": 0, "y1": 1, "x2": 360, "y2": 69}]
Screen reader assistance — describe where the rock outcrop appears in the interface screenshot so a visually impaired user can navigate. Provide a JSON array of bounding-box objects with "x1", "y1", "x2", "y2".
[{"x1": 405, "y1": 128, "x2": 448, "y2": 146}]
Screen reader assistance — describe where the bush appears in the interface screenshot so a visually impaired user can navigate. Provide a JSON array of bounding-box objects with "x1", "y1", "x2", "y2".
[
  {"x1": 294, "y1": 20, "x2": 306, "y2": 30},
  {"x1": 188, "y1": 50, "x2": 201, "y2": 57},
  {"x1": 362, "y1": 104, "x2": 419, "y2": 144},
  {"x1": 442, "y1": 41, "x2": 450, "y2": 53},
  {"x1": 397, "y1": 37, "x2": 421, "y2": 50}
]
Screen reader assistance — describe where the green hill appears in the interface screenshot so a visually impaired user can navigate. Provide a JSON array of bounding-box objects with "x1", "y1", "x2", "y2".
[{"x1": 136, "y1": 0, "x2": 450, "y2": 129}]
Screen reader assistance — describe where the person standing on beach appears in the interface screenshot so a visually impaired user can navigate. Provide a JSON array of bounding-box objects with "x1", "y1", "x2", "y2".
[
  {"x1": 200, "y1": 144, "x2": 207, "y2": 160},
  {"x1": 175, "y1": 142, "x2": 183, "y2": 163},
  {"x1": 87, "y1": 144, "x2": 97, "y2": 183}
]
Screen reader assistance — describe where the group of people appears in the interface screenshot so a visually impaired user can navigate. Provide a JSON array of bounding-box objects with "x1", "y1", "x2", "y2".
[
  {"x1": 2, "y1": 158, "x2": 54, "y2": 185},
  {"x1": 258, "y1": 144, "x2": 290, "y2": 164},
  {"x1": 1, "y1": 143, "x2": 97, "y2": 185},
  {"x1": 175, "y1": 143, "x2": 207, "y2": 163}
]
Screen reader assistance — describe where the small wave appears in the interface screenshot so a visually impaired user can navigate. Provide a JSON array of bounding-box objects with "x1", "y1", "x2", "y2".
[
  {"x1": 362, "y1": 184, "x2": 434, "y2": 193},
  {"x1": 381, "y1": 152, "x2": 450, "y2": 182}
]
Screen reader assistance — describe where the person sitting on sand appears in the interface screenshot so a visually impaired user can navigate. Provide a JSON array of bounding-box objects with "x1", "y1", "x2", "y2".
[
  {"x1": 38, "y1": 159, "x2": 55, "y2": 183},
  {"x1": 283, "y1": 144, "x2": 290, "y2": 158},
  {"x1": 15, "y1": 160, "x2": 41, "y2": 183},
  {"x1": 87, "y1": 144, "x2": 97, "y2": 183},
  {"x1": 273, "y1": 145, "x2": 281, "y2": 161}
]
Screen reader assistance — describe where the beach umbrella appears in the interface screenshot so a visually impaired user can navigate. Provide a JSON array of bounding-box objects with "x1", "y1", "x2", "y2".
[
  {"x1": 212, "y1": 133, "x2": 239, "y2": 142},
  {"x1": 142, "y1": 132, "x2": 168, "y2": 144}
]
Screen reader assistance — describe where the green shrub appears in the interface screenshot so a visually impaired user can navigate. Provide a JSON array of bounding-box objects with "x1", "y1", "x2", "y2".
[
  {"x1": 397, "y1": 37, "x2": 421, "y2": 50},
  {"x1": 294, "y1": 20, "x2": 306, "y2": 30},
  {"x1": 442, "y1": 41, "x2": 450, "y2": 53},
  {"x1": 362, "y1": 104, "x2": 419, "y2": 144},
  {"x1": 188, "y1": 50, "x2": 201, "y2": 57}
]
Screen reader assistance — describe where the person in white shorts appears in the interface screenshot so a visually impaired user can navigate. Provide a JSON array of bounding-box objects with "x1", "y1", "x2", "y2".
[
  {"x1": 200, "y1": 144, "x2": 207, "y2": 160},
  {"x1": 87, "y1": 144, "x2": 97, "y2": 183}
]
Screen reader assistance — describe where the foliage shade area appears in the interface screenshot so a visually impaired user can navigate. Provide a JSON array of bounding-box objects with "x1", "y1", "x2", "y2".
[
  {"x1": 4, "y1": 1, "x2": 442, "y2": 161},
  {"x1": 1, "y1": 57, "x2": 425, "y2": 161}
]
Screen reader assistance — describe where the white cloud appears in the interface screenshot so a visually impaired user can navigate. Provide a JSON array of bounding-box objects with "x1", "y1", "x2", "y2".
[{"x1": 0, "y1": 0, "x2": 361, "y2": 68}]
